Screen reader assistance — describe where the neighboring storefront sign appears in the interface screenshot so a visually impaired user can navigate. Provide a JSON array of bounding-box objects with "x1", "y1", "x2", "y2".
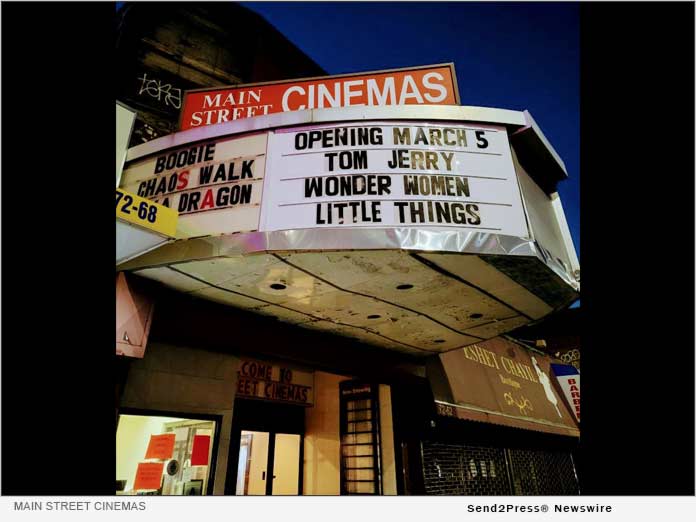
[
  {"x1": 116, "y1": 273, "x2": 155, "y2": 359},
  {"x1": 116, "y1": 188, "x2": 178, "y2": 238},
  {"x1": 551, "y1": 363, "x2": 580, "y2": 423},
  {"x1": 260, "y1": 121, "x2": 528, "y2": 237},
  {"x1": 120, "y1": 133, "x2": 267, "y2": 237},
  {"x1": 179, "y1": 63, "x2": 459, "y2": 130},
  {"x1": 236, "y1": 359, "x2": 314, "y2": 406},
  {"x1": 435, "y1": 337, "x2": 579, "y2": 437}
]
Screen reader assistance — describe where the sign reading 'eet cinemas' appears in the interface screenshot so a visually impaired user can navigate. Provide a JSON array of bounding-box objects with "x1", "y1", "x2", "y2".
[
  {"x1": 179, "y1": 64, "x2": 459, "y2": 130},
  {"x1": 236, "y1": 359, "x2": 314, "y2": 406}
]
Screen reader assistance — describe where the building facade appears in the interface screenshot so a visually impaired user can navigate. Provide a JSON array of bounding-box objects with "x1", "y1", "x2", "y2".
[
  {"x1": 115, "y1": 3, "x2": 580, "y2": 496},
  {"x1": 116, "y1": 3, "x2": 325, "y2": 145}
]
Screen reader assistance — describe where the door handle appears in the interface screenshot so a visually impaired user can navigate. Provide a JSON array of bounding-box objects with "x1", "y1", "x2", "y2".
[{"x1": 262, "y1": 471, "x2": 266, "y2": 480}]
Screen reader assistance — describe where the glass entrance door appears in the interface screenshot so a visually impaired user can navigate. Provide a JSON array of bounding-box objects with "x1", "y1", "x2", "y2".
[
  {"x1": 236, "y1": 431, "x2": 301, "y2": 495},
  {"x1": 237, "y1": 431, "x2": 269, "y2": 495}
]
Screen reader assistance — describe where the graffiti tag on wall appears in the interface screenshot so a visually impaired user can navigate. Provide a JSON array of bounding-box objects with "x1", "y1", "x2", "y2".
[{"x1": 137, "y1": 73, "x2": 182, "y2": 109}]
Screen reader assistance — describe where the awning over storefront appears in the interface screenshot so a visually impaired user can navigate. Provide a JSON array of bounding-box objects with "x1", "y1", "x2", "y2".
[{"x1": 427, "y1": 336, "x2": 579, "y2": 437}]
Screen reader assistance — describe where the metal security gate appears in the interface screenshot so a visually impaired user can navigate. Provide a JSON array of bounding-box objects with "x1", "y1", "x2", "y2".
[
  {"x1": 507, "y1": 448, "x2": 579, "y2": 495},
  {"x1": 421, "y1": 442, "x2": 510, "y2": 495},
  {"x1": 421, "y1": 442, "x2": 579, "y2": 495}
]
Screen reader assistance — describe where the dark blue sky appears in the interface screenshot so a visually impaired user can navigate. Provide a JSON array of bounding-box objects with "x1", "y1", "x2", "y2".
[{"x1": 241, "y1": 1, "x2": 580, "y2": 256}]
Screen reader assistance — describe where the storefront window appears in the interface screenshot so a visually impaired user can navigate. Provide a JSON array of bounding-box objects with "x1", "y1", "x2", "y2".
[{"x1": 116, "y1": 413, "x2": 216, "y2": 495}]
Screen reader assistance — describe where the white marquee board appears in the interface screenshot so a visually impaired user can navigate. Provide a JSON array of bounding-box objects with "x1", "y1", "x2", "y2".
[
  {"x1": 120, "y1": 133, "x2": 267, "y2": 237},
  {"x1": 260, "y1": 121, "x2": 529, "y2": 237}
]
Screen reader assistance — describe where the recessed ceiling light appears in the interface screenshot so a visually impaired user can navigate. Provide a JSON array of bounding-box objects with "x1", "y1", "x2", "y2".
[
  {"x1": 270, "y1": 283, "x2": 286, "y2": 290},
  {"x1": 367, "y1": 314, "x2": 381, "y2": 319},
  {"x1": 434, "y1": 339, "x2": 445, "y2": 343},
  {"x1": 469, "y1": 313, "x2": 483, "y2": 319},
  {"x1": 396, "y1": 284, "x2": 414, "y2": 290}
]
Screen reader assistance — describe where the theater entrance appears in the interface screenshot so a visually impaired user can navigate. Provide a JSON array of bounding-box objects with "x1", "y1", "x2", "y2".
[
  {"x1": 236, "y1": 431, "x2": 302, "y2": 495},
  {"x1": 227, "y1": 398, "x2": 305, "y2": 495}
]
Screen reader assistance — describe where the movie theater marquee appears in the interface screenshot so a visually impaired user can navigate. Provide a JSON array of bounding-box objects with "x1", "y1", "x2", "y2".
[
  {"x1": 122, "y1": 65, "x2": 531, "y2": 240},
  {"x1": 259, "y1": 121, "x2": 528, "y2": 238}
]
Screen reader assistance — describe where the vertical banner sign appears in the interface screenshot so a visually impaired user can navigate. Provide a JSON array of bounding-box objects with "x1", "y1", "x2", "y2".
[
  {"x1": 260, "y1": 121, "x2": 528, "y2": 237},
  {"x1": 179, "y1": 64, "x2": 459, "y2": 130},
  {"x1": 551, "y1": 363, "x2": 580, "y2": 423}
]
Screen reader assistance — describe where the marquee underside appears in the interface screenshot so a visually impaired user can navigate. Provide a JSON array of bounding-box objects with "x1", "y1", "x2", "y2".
[
  {"x1": 118, "y1": 106, "x2": 579, "y2": 356},
  {"x1": 130, "y1": 248, "x2": 576, "y2": 357}
]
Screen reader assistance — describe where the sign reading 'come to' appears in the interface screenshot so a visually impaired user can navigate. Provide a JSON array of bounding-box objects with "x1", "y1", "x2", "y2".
[{"x1": 236, "y1": 359, "x2": 314, "y2": 406}]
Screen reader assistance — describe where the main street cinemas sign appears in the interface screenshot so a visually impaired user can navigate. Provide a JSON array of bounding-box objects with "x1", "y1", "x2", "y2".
[{"x1": 179, "y1": 63, "x2": 459, "y2": 130}]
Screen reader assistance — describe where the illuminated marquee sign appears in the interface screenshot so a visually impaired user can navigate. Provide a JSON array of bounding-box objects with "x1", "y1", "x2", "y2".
[
  {"x1": 120, "y1": 133, "x2": 267, "y2": 237},
  {"x1": 259, "y1": 121, "x2": 528, "y2": 237},
  {"x1": 236, "y1": 359, "x2": 314, "y2": 406},
  {"x1": 179, "y1": 64, "x2": 459, "y2": 130}
]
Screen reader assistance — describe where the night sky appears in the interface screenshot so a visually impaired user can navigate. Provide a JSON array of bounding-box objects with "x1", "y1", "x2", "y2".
[{"x1": 240, "y1": 1, "x2": 580, "y2": 257}]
